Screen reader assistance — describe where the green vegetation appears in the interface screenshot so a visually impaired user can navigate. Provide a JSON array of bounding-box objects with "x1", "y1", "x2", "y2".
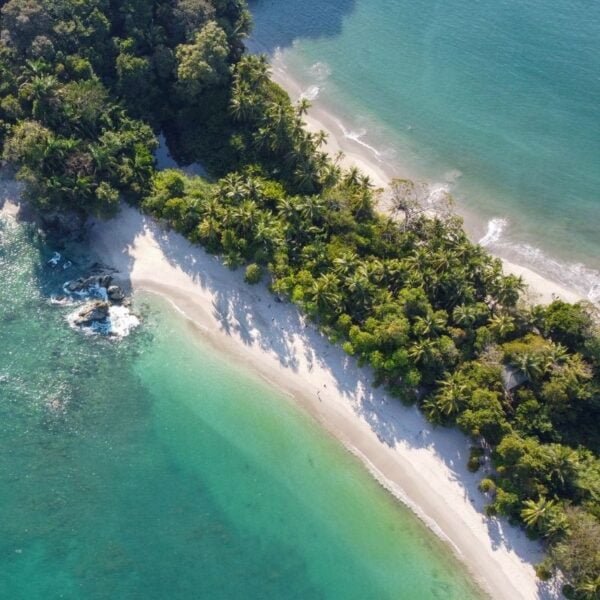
[{"x1": 1, "y1": 1, "x2": 598, "y2": 596}]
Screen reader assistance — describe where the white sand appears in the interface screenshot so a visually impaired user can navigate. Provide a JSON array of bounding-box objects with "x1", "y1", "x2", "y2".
[
  {"x1": 85, "y1": 204, "x2": 561, "y2": 600},
  {"x1": 2, "y1": 187, "x2": 560, "y2": 597},
  {"x1": 0, "y1": 99, "x2": 573, "y2": 598}
]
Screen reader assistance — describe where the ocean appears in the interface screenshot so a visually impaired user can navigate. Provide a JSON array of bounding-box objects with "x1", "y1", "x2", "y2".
[
  {"x1": 0, "y1": 213, "x2": 483, "y2": 598},
  {"x1": 248, "y1": 0, "x2": 600, "y2": 301}
]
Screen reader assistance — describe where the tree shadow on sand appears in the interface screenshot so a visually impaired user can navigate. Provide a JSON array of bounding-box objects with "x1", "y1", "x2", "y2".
[{"x1": 97, "y1": 207, "x2": 560, "y2": 600}]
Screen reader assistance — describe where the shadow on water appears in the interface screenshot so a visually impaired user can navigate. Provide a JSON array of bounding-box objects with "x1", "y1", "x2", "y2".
[{"x1": 247, "y1": 0, "x2": 357, "y2": 52}]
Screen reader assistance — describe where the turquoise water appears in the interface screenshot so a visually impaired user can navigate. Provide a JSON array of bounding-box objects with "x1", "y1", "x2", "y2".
[
  {"x1": 0, "y1": 214, "x2": 484, "y2": 598},
  {"x1": 248, "y1": 0, "x2": 600, "y2": 299}
]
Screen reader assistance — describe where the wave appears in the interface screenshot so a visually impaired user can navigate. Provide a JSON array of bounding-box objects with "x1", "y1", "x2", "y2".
[
  {"x1": 265, "y1": 48, "x2": 599, "y2": 307},
  {"x1": 479, "y1": 218, "x2": 600, "y2": 304},
  {"x1": 334, "y1": 119, "x2": 384, "y2": 159},
  {"x1": 300, "y1": 85, "x2": 320, "y2": 101},
  {"x1": 106, "y1": 305, "x2": 140, "y2": 338},
  {"x1": 66, "y1": 304, "x2": 140, "y2": 338},
  {"x1": 47, "y1": 251, "x2": 61, "y2": 267},
  {"x1": 61, "y1": 277, "x2": 139, "y2": 338},
  {"x1": 478, "y1": 218, "x2": 508, "y2": 247},
  {"x1": 309, "y1": 61, "x2": 332, "y2": 81}
]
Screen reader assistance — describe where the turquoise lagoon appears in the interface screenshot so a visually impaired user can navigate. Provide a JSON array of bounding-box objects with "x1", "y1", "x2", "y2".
[{"x1": 0, "y1": 215, "x2": 484, "y2": 598}]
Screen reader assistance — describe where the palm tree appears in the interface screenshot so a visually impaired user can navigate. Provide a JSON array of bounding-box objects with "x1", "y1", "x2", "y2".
[
  {"x1": 344, "y1": 268, "x2": 372, "y2": 312},
  {"x1": 513, "y1": 351, "x2": 544, "y2": 381},
  {"x1": 489, "y1": 314, "x2": 516, "y2": 339},
  {"x1": 231, "y1": 200, "x2": 259, "y2": 234},
  {"x1": 296, "y1": 98, "x2": 311, "y2": 117},
  {"x1": 343, "y1": 166, "x2": 361, "y2": 187},
  {"x1": 333, "y1": 253, "x2": 358, "y2": 277},
  {"x1": 544, "y1": 445, "x2": 578, "y2": 490},
  {"x1": 453, "y1": 304, "x2": 478, "y2": 329},
  {"x1": 229, "y1": 87, "x2": 255, "y2": 122},
  {"x1": 413, "y1": 312, "x2": 446, "y2": 338},
  {"x1": 496, "y1": 274, "x2": 525, "y2": 308},
  {"x1": 408, "y1": 339, "x2": 435, "y2": 364},
  {"x1": 351, "y1": 188, "x2": 374, "y2": 219},
  {"x1": 277, "y1": 197, "x2": 300, "y2": 225},
  {"x1": 384, "y1": 259, "x2": 407, "y2": 292},
  {"x1": 576, "y1": 577, "x2": 600, "y2": 600},
  {"x1": 312, "y1": 129, "x2": 328, "y2": 148},
  {"x1": 545, "y1": 343, "x2": 569, "y2": 370},
  {"x1": 198, "y1": 217, "x2": 221, "y2": 246},
  {"x1": 434, "y1": 375, "x2": 469, "y2": 416},
  {"x1": 89, "y1": 143, "x2": 116, "y2": 175},
  {"x1": 293, "y1": 160, "x2": 317, "y2": 193},
  {"x1": 297, "y1": 195, "x2": 325, "y2": 224},
  {"x1": 219, "y1": 173, "x2": 246, "y2": 204},
  {"x1": 235, "y1": 54, "x2": 271, "y2": 88},
  {"x1": 520, "y1": 496, "x2": 555, "y2": 529},
  {"x1": 309, "y1": 274, "x2": 341, "y2": 314}
]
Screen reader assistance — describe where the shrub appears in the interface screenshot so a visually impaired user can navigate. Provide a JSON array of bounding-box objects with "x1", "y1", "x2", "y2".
[{"x1": 244, "y1": 263, "x2": 262, "y2": 284}]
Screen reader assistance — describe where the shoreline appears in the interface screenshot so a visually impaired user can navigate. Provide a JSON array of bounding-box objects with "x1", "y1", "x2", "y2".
[
  {"x1": 1, "y1": 182, "x2": 559, "y2": 599},
  {"x1": 267, "y1": 55, "x2": 586, "y2": 306},
  {"x1": 85, "y1": 204, "x2": 560, "y2": 600}
]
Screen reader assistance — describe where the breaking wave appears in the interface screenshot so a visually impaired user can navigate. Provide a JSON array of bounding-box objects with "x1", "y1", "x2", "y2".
[{"x1": 479, "y1": 218, "x2": 600, "y2": 304}]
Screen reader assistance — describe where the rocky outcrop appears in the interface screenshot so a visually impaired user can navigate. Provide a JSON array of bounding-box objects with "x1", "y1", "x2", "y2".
[
  {"x1": 65, "y1": 274, "x2": 113, "y2": 294},
  {"x1": 73, "y1": 300, "x2": 110, "y2": 326},
  {"x1": 107, "y1": 285, "x2": 125, "y2": 303}
]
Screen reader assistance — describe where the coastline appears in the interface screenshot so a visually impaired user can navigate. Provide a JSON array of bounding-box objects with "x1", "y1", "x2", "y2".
[
  {"x1": 85, "y1": 204, "x2": 560, "y2": 600},
  {"x1": 1, "y1": 175, "x2": 560, "y2": 598},
  {"x1": 267, "y1": 57, "x2": 585, "y2": 306}
]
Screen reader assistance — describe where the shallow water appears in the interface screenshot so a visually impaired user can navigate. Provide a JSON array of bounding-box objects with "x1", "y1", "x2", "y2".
[
  {"x1": 248, "y1": 0, "x2": 600, "y2": 301},
  {"x1": 0, "y1": 215, "x2": 484, "y2": 598}
]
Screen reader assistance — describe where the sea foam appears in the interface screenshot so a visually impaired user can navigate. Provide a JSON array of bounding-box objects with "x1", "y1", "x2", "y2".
[
  {"x1": 478, "y1": 218, "x2": 508, "y2": 247},
  {"x1": 478, "y1": 218, "x2": 600, "y2": 303},
  {"x1": 300, "y1": 85, "x2": 320, "y2": 101}
]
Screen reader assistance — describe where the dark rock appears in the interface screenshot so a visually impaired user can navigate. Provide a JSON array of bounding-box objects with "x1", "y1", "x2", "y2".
[
  {"x1": 65, "y1": 278, "x2": 86, "y2": 293},
  {"x1": 107, "y1": 285, "x2": 125, "y2": 303},
  {"x1": 98, "y1": 275, "x2": 112, "y2": 289},
  {"x1": 65, "y1": 274, "x2": 113, "y2": 295},
  {"x1": 73, "y1": 300, "x2": 110, "y2": 326}
]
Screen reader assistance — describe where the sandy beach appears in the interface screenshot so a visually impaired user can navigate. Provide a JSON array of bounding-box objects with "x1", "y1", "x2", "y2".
[
  {"x1": 1, "y1": 71, "x2": 579, "y2": 597},
  {"x1": 1, "y1": 112, "x2": 574, "y2": 599},
  {"x1": 80, "y1": 201, "x2": 562, "y2": 600},
  {"x1": 2, "y1": 188, "x2": 556, "y2": 598}
]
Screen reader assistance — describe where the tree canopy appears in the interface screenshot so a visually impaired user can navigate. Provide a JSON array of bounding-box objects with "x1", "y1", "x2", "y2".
[{"x1": 0, "y1": 1, "x2": 598, "y2": 596}]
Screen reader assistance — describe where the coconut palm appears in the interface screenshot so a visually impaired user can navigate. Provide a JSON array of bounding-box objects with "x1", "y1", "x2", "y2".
[
  {"x1": 513, "y1": 352, "x2": 544, "y2": 381},
  {"x1": 333, "y1": 253, "x2": 358, "y2": 277},
  {"x1": 544, "y1": 445, "x2": 578, "y2": 490},
  {"x1": 309, "y1": 273, "x2": 341, "y2": 314},
  {"x1": 489, "y1": 314, "x2": 516, "y2": 339},
  {"x1": 453, "y1": 304, "x2": 478, "y2": 329},
  {"x1": 198, "y1": 217, "x2": 221, "y2": 246},
  {"x1": 434, "y1": 375, "x2": 470, "y2": 416},
  {"x1": 413, "y1": 312, "x2": 446, "y2": 338},
  {"x1": 408, "y1": 339, "x2": 436, "y2": 364},
  {"x1": 296, "y1": 97, "x2": 311, "y2": 117},
  {"x1": 545, "y1": 343, "x2": 569, "y2": 370},
  {"x1": 521, "y1": 496, "x2": 555, "y2": 529},
  {"x1": 496, "y1": 274, "x2": 525, "y2": 308}
]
